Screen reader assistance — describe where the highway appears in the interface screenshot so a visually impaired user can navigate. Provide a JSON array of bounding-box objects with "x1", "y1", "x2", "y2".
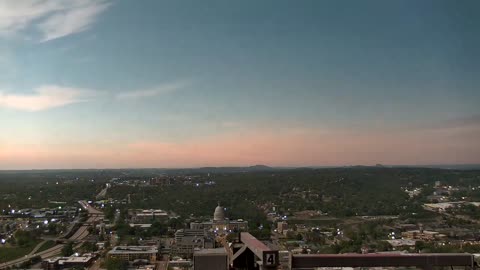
[{"x1": 0, "y1": 201, "x2": 103, "y2": 269}]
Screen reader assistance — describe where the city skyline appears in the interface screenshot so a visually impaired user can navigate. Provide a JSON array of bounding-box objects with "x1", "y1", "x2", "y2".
[{"x1": 1, "y1": 0, "x2": 479, "y2": 169}]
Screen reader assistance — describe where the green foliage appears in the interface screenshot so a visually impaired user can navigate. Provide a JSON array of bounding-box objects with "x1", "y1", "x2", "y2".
[
  {"x1": 168, "y1": 218, "x2": 183, "y2": 230},
  {"x1": 250, "y1": 228, "x2": 271, "y2": 240},
  {"x1": 37, "y1": 240, "x2": 56, "y2": 253},
  {"x1": 103, "y1": 168, "x2": 480, "y2": 226},
  {"x1": 375, "y1": 241, "x2": 393, "y2": 251},
  {"x1": 80, "y1": 242, "x2": 98, "y2": 253},
  {"x1": 105, "y1": 257, "x2": 128, "y2": 270},
  {"x1": 226, "y1": 232, "x2": 239, "y2": 242},
  {"x1": 14, "y1": 230, "x2": 37, "y2": 247},
  {"x1": 148, "y1": 221, "x2": 168, "y2": 236},
  {"x1": 103, "y1": 206, "x2": 116, "y2": 221},
  {"x1": 61, "y1": 242, "x2": 74, "y2": 256},
  {"x1": 0, "y1": 172, "x2": 103, "y2": 210},
  {"x1": 414, "y1": 241, "x2": 480, "y2": 253},
  {"x1": 0, "y1": 240, "x2": 41, "y2": 263}
]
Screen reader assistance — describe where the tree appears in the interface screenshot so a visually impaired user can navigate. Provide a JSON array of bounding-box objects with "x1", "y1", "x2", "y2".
[
  {"x1": 14, "y1": 230, "x2": 36, "y2": 246},
  {"x1": 168, "y1": 218, "x2": 183, "y2": 230},
  {"x1": 226, "y1": 233, "x2": 239, "y2": 242},
  {"x1": 415, "y1": 241, "x2": 426, "y2": 253},
  {"x1": 105, "y1": 257, "x2": 128, "y2": 270},
  {"x1": 296, "y1": 233, "x2": 303, "y2": 241},
  {"x1": 81, "y1": 242, "x2": 98, "y2": 253},
  {"x1": 376, "y1": 241, "x2": 392, "y2": 252},
  {"x1": 62, "y1": 242, "x2": 74, "y2": 256},
  {"x1": 149, "y1": 221, "x2": 167, "y2": 236}
]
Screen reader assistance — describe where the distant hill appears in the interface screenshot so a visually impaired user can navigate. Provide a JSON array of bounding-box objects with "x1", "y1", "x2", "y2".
[
  {"x1": 397, "y1": 164, "x2": 480, "y2": 170},
  {"x1": 176, "y1": 165, "x2": 278, "y2": 174},
  {"x1": 2, "y1": 164, "x2": 479, "y2": 175}
]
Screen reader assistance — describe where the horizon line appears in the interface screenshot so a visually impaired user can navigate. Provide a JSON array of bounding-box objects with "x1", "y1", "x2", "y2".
[{"x1": 1, "y1": 163, "x2": 480, "y2": 172}]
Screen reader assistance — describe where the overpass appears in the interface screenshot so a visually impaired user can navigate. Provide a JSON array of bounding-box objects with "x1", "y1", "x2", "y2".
[{"x1": 0, "y1": 201, "x2": 104, "y2": 269}]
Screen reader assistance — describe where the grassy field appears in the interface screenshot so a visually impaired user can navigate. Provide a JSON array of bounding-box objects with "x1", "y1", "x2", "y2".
[
  {"x1": 0, "y1": 240, "x2": 41, "y2": 263},
  {"x1": 36, "y1": 240, "x2": 56, "y2": 253}
]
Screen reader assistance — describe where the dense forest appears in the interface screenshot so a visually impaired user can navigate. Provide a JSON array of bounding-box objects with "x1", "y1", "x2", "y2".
[{"x1": 1, "y1": 167, "x2": 479, "y2": 225}]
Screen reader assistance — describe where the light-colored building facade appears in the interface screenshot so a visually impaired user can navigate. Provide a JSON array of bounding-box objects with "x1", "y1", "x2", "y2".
[
  {"x1": 172, "y1": 229, "x2": 215, "y2": 258},
  {"x1": 193, "y1": 248, "x2": 229, "y2": 270},
  {"x1": 190, "y1": 204, "x2": 248, "y2": 233},
  {"x1": 128, "y1": 209, "x2": 169, "y2": 224},
  {"x1": 277, "y1": 221, "x2": 288, "y2": 234},
  {"x1": 107, "y1": 246, "x2": 158, "y2": 262}
]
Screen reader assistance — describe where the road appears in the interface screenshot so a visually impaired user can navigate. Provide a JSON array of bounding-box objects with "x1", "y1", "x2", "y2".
[
  {"x1": 88, "y1": 258, "x2": 103, "y2": 270},
  {"x1": 96, "y1": 186, "x2": 109, "y2": 200},
  {"x1": 0, "y1": 201, "x2": 103, "y2": 269},
  {"x1": 27, "y1": 240, "x2": 47, "y2": 256},
  {"x1": 423, "y1": 205, "x2": 480, "y2": 224}
]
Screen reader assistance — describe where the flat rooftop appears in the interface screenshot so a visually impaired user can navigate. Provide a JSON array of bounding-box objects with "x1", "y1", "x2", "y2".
[
  {"x1": 109, "y1": 246, "x2": 158, "y2": 254},
  {"x1": 237, "y1": 232, "x2": 274, "y2": 259},
  {"x1": 194, "y1": 248, "x2": 227, "y2": 256}
]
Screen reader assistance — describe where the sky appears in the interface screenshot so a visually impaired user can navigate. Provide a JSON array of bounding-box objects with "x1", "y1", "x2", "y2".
[{"x1": 0, "y1": 0, "x2": 479, "y2": 169}]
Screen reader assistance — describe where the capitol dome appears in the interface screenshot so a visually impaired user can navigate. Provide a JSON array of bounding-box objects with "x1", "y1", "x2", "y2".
[{"x1": 213, "y1": 204, "x2": 225, "y2": 221}]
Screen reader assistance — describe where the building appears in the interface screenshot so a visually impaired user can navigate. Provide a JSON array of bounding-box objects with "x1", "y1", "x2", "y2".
[
  {"x1": 42, "y1": 256, "x2": 95, "y2": 270},
  {"x1": 401, "y1": 230, "x2": 447, "y2": 241},
  {"x1": 193, "y1": 248, "x2": 229, "y2": 270},
  {"x1": 175, "y1": 229, "x2": 209, "y2": 242},
  {"x1": 150, "y1": 177, "x2": 171, "y2": 186},
  {"x1": 107, "y1": 246, "x2": 158, "y2": 262},
  {"x1": 278, "y1": 250, "x2": 291, "y2": 270},
  {"x1": 277, "y1": 221, "x2": 288, "y2": 234},
  {"x1": 128, "y1": 209, "x2": 169, "y2": 224},
  {"x1": 172, "y1": 229, "x2": 215, "y2": 258},
  {"x1": 387, "y1": 239, "x2": 417, "y2": 249},
  {"x1": 190, "y1": 203, "x2": 248, "y2": 233}
]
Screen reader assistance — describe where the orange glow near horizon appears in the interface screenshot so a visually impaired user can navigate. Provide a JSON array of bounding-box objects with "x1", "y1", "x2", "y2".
[{"x1": 1, "y1": 126, "x2": 479, "y2": 169}]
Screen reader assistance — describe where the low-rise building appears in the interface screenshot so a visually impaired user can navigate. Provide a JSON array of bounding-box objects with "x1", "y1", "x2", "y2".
[
  {"x1": 129, "y1": 209, "x2": 169, "y2": 224},
  {"x1": 42, "y1": 255, "x2": 95, "y2": 270},
  {"x1": 172, "y1": 229, "x2": 215, "y2": 258},
  {"x1": 401, "y1": 230, "x2": 447, "y2": 241},
  {"x1": 387, "y1": 239, "x2": 416, "y2": 249},
  {"x1": 193, "y1": 248, "x2": 229, "y2": 270},
  {"x1": 277, "y1": 221, "x2": 288, "y2": 234},
  {"x1": 107, "y1": 246, "x2": 158, "y2": 262}
]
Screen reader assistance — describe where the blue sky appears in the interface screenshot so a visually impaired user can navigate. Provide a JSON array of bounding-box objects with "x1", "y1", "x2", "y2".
[{"x1": 0, "y1": 0, "x2": 479, "y2": 169}]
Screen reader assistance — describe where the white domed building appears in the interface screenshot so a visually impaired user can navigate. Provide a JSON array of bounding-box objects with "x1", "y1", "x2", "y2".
[
  {"x1": 213, "y1": 204, "x2": 225, "y2": 222},
  {"x1": 190, "y1": 203, "x2": 248, "y2": 234}
]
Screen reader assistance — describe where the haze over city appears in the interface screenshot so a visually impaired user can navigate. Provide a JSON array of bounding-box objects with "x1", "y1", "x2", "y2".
[{"x1": 1, "y1": 0, "x2": 479, "y2": 169}]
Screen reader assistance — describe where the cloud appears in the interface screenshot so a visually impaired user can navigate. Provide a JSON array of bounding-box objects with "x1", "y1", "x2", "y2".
[
  {"x1": 0, "y1": 85, "x2": 94, "y2": 111},
  {"x1": 116, "y1": 81, "x2": 191, "y2": 100},
  {"x1": 0, "y1": 0, "x2": 111, "y2": 42}
]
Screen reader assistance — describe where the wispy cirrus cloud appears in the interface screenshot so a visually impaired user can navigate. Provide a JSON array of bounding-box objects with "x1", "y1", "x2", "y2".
[
  {"x1": 116, "y1": 81, "x2": 191, "y2": 100},
  {"x1": 0, "y1": 0, "x2": 111, "y2": 42},
  {"x1": 0, "y1": 80, "x2": 191, "y2": 111},
  {"x1": 0, "y1": 85, "x2": 94, "y2": 111}
]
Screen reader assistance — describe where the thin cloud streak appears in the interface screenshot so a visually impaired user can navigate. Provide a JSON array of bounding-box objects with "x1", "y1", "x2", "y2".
[
  {"x1": 116, "y1": 81, "x2": 191, "y2": 99},
  {"x1": 0, "y1": 80, "x2": 191, "y2": 111},
  {"x1": 0, "y1": 0, "x2": 111, "y2": 42},
  {"x1": 0, "y1": 85, "x2": 94, "y2": 111}
]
